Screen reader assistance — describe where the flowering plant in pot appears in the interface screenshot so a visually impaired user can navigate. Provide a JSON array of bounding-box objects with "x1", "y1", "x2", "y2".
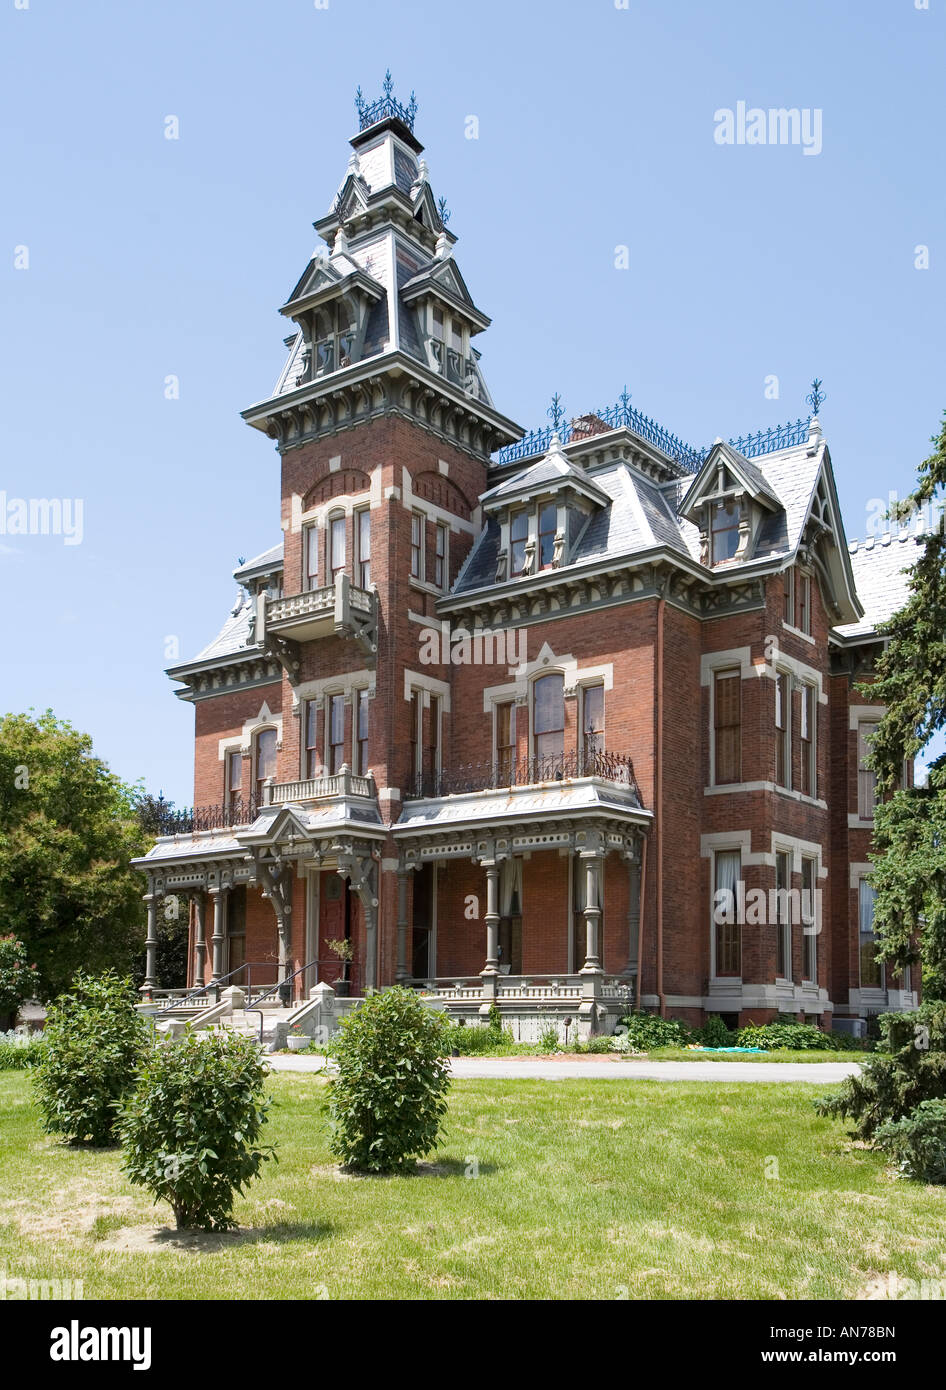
[
  {"x1": 326, "y1": 938, "x2": 354, "y2": 997},
  {"x1": 287, "y1": 1023, "x2": 309, "y2": 1052}
]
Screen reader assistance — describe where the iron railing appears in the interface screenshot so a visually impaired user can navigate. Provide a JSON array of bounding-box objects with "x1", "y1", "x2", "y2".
[
  {"x1": 151, "y1": 961, "x2": 279, "y2": 1015},
  {"x1": 493, "y1": 396, "x2": 812, "y2": 472},
  {"x1": 407, "y1": 749, "x2": 640, "y2": 802},
  {"x1": 355, "y1": 71, "x2": 417, "y2": 133},
  {"x1": 151, "y1": 798, "x2": 261, "y2": 836}
]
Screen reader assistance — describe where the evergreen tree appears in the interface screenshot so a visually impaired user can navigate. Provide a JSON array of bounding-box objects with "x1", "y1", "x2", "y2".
[{"x1": 861, "y1": 414, "x2": 946, "y2": 994}]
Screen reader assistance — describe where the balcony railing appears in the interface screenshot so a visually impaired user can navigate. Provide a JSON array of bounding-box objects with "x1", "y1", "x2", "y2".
[
  {"x1": 266, "y1": 586, "x2": 335, "y2": 625},
  {"x1": 407, "y1": 750, "x2": 640, "y2": 803},
  {"x1": 151, "y1": 798, "x2": 261, "y2": 836},
  {"x1": 273, "y1": 770, "x2": 376, "y2": 803}
]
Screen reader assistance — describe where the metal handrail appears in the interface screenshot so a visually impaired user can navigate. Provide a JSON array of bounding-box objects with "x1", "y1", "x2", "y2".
[
  {"x1": 153, "y1": 962, "x2": 278, "y2": 1016},
  {"x1": 244, "y1": 959, "x2": 323, "y2": 1043}
]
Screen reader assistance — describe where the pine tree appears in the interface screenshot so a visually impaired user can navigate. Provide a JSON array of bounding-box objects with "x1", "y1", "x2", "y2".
[{"x1": 861, "y1": 414, "x2": 946, "y2": 995}]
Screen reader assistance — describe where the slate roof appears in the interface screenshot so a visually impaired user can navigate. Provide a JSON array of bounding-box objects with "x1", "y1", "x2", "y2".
[
  {"x1": 189, "y1": 591, "x2": 256, "y2": 664},
  {"x1": 233, "y1": 543, "x2": 285, "y2": 584},
  {"x1": 834, "y1": 530, "x2": 922, "y2": 640}
]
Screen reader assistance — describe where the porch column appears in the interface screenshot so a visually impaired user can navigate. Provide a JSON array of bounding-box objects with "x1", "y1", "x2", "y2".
[
  {"x1": 142, "y1": 892, "x2": 160, "y2": 990},
  {"x1": 479, "y1": 860, "x2": 501, "y2": 1004},
  {"x1": 193, "y1": 893, "x2": 207, "y2": 985},
  {"x1": 579, "y1": 853, "x2": 604, "y2": 973},
  {"x1": 395, "y1": 866, "x2": 411, "y2": 983},
  {"x1": 209, "y1": 886, "x2": 228, "y2": 981}
]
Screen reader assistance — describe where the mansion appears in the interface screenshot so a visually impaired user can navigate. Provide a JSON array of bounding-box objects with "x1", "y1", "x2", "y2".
[{"x1": 135, "y1": 78, "x2": 920, "y2": 1035}]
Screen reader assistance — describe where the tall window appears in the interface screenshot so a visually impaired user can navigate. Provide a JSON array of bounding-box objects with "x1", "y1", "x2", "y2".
[
  {"x1": 428, "y1": 694, "x2": 441, "y2": 779},
  {"x1": 410, "y1": 690, "x2": 423, "y2": 780},
  {"x1": 254, "y1": 728, "x2": 277, "y2": 805},
  {"x1": 710, "y1": 500, "x2": 741, "y2": 564},
  {"x1": 329, "y1": 513, "x2": 346, "y2": 579},
  {"x1": 304, "y1": 700, "x2": 320, "y2": 778},
  {"x1": 582, "y1": 685, "x2": 604, "y2": 763},
  {"x1": 304, "y1": 524, "x2": 319, "y2": 591},
  {"x1": 434, "y1": 522, "x2": 448, "y2": 590},
  {"x1": 510, "y1": 510, "x2": 528, "y2": 577},
  {"x1": 328, "y1": 694, "x2": 345, "y2": 775},
  {"x1": 496, "y1": 700, "x2": 516, "y2": 782},
  {"x1": 226, "y1": 749, "x2": 243, "y2": 816},
  {"x1": 858, "y1": 722, "x2": 878, "y2": 819},
  {"x1": 782, "y1": 567, "x2": 795, "y2": 625},
  {"x1": 797, "y1": 570, "x2": 811, "y2": 635},
  {"x1": 801, "y1": 856, "x2": 818, "y2": 981},
  {"x1": 355, "y1": 689, "x2": 370, "y2": 775},
  {"x1": 538, "y1": 503, "x2": 557, "y2": 569},
  {"x1": 714, "y1": 849, "x2": 741, "y2": 977},
  {"x1": 714, "y1": 669, "x2": 741, "y2": 785},
  {"x1": 410, "y1": 512, "x2": 424, "y2": 580},
  {"x1": 314, "y1": 303, "x2": 355, "y2": 375},
  {"x1": 533, "y1": 673, "x2": 565, "y2": 763},
  {"x1": 775, "y1": 851, "x2": 792, "y2": 979},
  {"x1": 356, "y1": 509, "x2": 370, "y2": 588},
  {"x1": 775, "y1": 672, "x2": 790, "y2": 788},
  {"x1": 800, "y1": 684, "x2": 815, "y2": 797},
  {"x1": 859, "y1": 879, "x2": 884, "y2": 989}
]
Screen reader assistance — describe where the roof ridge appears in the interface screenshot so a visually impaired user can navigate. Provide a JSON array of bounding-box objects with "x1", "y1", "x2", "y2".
[{"x1": 847, "y1": 527, "x2": 926, "y2": 554}]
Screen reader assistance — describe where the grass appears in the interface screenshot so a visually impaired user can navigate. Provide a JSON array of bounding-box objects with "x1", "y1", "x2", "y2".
[
  {"x1": 644, "y1": 1047, "x2": 867, "y2": 1064},
  {"x1": 1, "y1": 1069, "x2": 944, "y2": 1299}
]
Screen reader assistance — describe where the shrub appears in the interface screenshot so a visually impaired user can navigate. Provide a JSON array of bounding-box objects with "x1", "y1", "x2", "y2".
[
  {"x1": 699, "y1": 1014, "x2": 734, "y2": 1047},
  {"x1": 0, "y1": 1029, "x2": 45, "y2": 1070},
  {"x1": 816, "y1": 1002, "x2": 946, "y2": 1139},
  {"x1": 0, "y1": 935, "x2": 40, "y2": 1029},
  {"x1": 738, "y1": 1022, "x2": 846, "y2": 1052},
  {"x1": 326, "y1": 986, "x2": 452, "y2": 1172},
  {"x1": 119, "y1": 1029, "x2": 275, "y2": 1230},
  {"x1": 448, "y1": 1020, "x2": 513, "y2": 1055},
  {"x1": 618, "y1": 1011, "x2": 691, "y2": 1052},
  {"x1": 33, "y1": 970, "x2": 147, "y2": 1145},
  {"x1": 537, "y1": 1022, "x2": 561, "y2": 1052},
  {"x1": 874, "y1": 1100, "x2": 946, "y2": 1184},
  {"x1": 573, "y1": 1035, "x2": 614, "y2": 1054}
]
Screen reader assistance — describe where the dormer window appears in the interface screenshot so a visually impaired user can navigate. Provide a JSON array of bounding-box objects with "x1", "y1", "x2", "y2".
[
  {"x1": 314, "y1": 303, "x2": 356, "y2": 376},
  {"x1": 428, "y1": 303, "x2": 468, "y2": 385},
  {"x1": 538, "y1": 503, "x2": 557, "y2": 569},
  {"x1": 710, "y1": 499, "x2": 741, "y2": 564},
  {"x1": 510, "y1": 510, "x2": 528, "y2": 576}
]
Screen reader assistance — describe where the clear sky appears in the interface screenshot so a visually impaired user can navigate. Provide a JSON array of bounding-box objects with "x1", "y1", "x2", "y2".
[{"x1": 1, "y1": 0, "x2": 943, "y2": 804}]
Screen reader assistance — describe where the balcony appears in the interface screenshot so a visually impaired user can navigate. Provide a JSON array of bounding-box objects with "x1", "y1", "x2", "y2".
[
  {"x1": 148, "y1": 769, "x2": 380, "y2": 839},
  {"x1": 407, "y1": 750, "x2": 641, "y2": 803},
  {"x1": 260, "y1": 572, "x2": 377, "y2": 658}
]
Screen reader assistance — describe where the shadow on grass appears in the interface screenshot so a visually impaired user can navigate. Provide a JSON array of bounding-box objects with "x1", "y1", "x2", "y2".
[
  {"x1": 102, "y1": 1219, "x2": 334, "y2": 1253},
  {"x1": 318, "y1": 1156, "x2": 499, "y2": 1180}
]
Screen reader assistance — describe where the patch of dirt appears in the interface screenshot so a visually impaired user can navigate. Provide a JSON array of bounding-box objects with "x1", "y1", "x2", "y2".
[
  {"x1": 99, "y1": 1225, "x2": 246, "y2": 1255},
  {"x1": 309, "y1": 1161, "x2": 449, "y2": 1181}
]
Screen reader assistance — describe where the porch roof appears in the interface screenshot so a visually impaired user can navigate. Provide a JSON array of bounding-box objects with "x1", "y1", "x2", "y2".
[{"x1": 393, "y1": 775, "x2": 651, "y2": 841}]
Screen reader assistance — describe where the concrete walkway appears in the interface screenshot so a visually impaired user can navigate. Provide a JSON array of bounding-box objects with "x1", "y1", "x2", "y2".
[{"x1": 267, "y1": 1054, "x2": 861, "y2": 1084}]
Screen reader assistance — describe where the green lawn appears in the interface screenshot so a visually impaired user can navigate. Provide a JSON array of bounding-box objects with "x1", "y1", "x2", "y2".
[
  {"x1": 644, "y1": 1047, "x2": 867, "y2": 1063},
  {"x1": 1, "y1": 1069, "x2": 944, "y2": 1299}
]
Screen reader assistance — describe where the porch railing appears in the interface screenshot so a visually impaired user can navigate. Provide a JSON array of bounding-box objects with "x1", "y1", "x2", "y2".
[
  {"x1": 418, "y1": 975, "x2": 634, "y2": 1002},
  {"x1": 407, "y1": 750, "x2": 640, "y2": 802}
]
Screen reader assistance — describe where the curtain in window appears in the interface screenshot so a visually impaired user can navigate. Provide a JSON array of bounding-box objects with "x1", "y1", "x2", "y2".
[
  {"x1": 500, "y1": 858, "x2": 523, "y2": 917},
  {"x1": 714, "y1": 850, "x2": 741, "y2": 976},
  {"x1": 859, "y1": 879, "x2": 883, "y2": 989}
]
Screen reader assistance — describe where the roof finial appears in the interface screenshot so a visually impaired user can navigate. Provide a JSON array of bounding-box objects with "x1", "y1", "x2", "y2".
[
  {"x1": 619, "y1": 384, "x2": 632, "y2": 424},
  {"x1": 806, "y1": 377, "x2": 826, "y2": 416},
  {"x1": 547, "y1": 393, "x2": 565, "y2": 431},
  {"x1": 437, "y1": 195, "x2": 451, "y2": 226},
  {"x1": 354, "y1": 72, "x2": 419, "y2": 133}
]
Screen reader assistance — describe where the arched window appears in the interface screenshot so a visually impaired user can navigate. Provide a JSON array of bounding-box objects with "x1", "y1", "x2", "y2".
[
  {"x1": 329, "y1": 511, "x2": 346, "y2": 579},
  {"x1": 532, "y1": 673, "x2": 565, "y2": 765},
  {"x1": 254, "y1": 728, "x2": 277, "y2": 805}
]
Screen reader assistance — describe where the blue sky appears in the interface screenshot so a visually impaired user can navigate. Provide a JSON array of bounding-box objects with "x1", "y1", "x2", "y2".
[{"x1": 1, "y1": 0, "x2": 943, "y2": 804}]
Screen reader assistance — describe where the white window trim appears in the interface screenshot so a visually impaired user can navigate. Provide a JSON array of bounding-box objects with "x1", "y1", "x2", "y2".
[
  {"x1": 710, "y1": 845, "x2": 743, "y2": 983},
  {"x1": 775, "y1": 667, "x2": 792, "y2": 791},
  {"x1": 434, "y1": 520, "x2": 449, "y2": 592},
  {"x1": 708, "y1": 664, "x2": 742, "y2": 790},
  {"x1": 799, "y1": 680, "x2": 817, "y2": 799},
  {"x1": 773, "y1": 847, "x2": 793, "y2": 984},
  {"x1": 799, "y1": 852, "x2": 821, "y2": 985}
]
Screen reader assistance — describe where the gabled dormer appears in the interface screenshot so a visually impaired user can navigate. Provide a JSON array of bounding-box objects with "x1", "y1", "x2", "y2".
[
  {"x1": 278, "y1": 223, "x2": 386, "y2": 386},
  {"x1": 481, "y1": 432, "x2": 610, "y2": 581},
  {"x1": 679, "y1": 440, "x2": 781, "y2": 567}
]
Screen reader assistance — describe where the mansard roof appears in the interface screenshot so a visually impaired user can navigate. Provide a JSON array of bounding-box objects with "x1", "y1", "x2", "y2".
[
  {"x1": 233, "y1": 543, "x2": 284, "y2": 586},
  {"x1": 833, "y1": 529, "x2": 922, "y2": 642},
  {"x1": 680, "y1": 438, "x2": 782, "y2": 515}
]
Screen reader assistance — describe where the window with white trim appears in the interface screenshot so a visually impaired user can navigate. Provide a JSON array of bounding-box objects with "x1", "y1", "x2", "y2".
[
  {"x1": 714, "y1": 669, "x2": 741, "y2": 785},
  {"x1": 410, "y1": 512, "x2": 424, "y2": 580},
  {"x1": 532, "y1": 673, "x2": 565, "y2": 762},
  {"x1": 226, "y1": 749, "x2": 243, "y2": 816},
  {"x1": 713, "y1": 849, "x2": 741, "y2": 977},
  {"x1": 254, "y1": 728, "x2": 277, "y2": 805},
  {"x1": 857, "y1": 722, "x2": 878, "y2": 819},
  {"x1": 775, "y1": 850, "x2": 792, "y2": 980},
  {"x1": 303, "y1": 524, "x2": 319, "y2": 591},
  {"x1": 329, "y1": 512, "x2": 346, "y2": 580},
  {"x1": 327, "y1": 694, "x2": 345, "y2": 775},
  {"x1": 799, "y1": 683, "x2": 816, "y2": 798},
  {"x1": 858, "y1": 878, "x2": 884, "y2": 990},
  {"x1": 801, "y1": 856, "x2": 818, "y2": 982},
  {"x1": 434, "y1": 522, "x2": 448, "y2": 591},
  {"x1": 304, "y1": 700, "x2": 321, "y2": 778},
  {"x1": 355, "y1": 508, "x2": 370, "y2": 589},
  {"x1": 775, "y1": 672, "x2": 790, "y2": 789},
  {"x1": 354, "y1": 689, "x2": 370, "y2": 776}
]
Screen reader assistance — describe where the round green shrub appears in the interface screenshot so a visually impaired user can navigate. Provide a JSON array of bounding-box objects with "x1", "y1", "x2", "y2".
[
  {"x1": 617, "y1": 1011, "x2": 691, "y2": 1052},
  {"x1": 738, "y1": 1022, "x2": 846, "y2": 1052},
  {"x1": 33, "y1": 970, "x2": 147, "y2": 1145},
  {"x1": 118, "y1": 1029, "x2": 275, "y2": 1230},
  {"x1": 699, "y1": 1014, "x2": 734, "y2": 1047},
  {"x1": 874, "y1": 1099, "x2": 946, "y2": 1184},
  {"x1": 326, "y1": 986, "x2": 452, "y2": 1173}
]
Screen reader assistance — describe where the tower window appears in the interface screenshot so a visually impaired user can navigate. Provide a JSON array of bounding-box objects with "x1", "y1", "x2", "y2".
[
  {"x1": 510, "y1": 510, "x2": 528, "y2": 576},
  {"x1": 713, "y1": 669, "x2": 741, "y2": 785},
  {"x1": 328, "y1": 694, "x2": 345, "y2": 775},
  {"x1": 254, "y1": 728, "x2": 277, "y2": 805},
  {"x1": 330, "y1": 513, "x2": 346, "y2": 579},
  {"x1": 533, "y1": 673, "x2": 565, "y2": 763},
  {"x1": 356, "y1": 508, "x2": 370, "y2": 588},
  {"x1": 582, "y1": 685, "x2": 604, "y2": 761},
  {"x1": 410, "y1": 512, "x2": 424, "y2": 580},
  {"x1": 304, "y1": 524, "x2": 319, "y2": 591},
  {"x1": 434, "y1": 522, "x2": 448, "y2": 590},
  {"x1": 538, "y1": 503, "x2": 557, "y2": 569}
]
